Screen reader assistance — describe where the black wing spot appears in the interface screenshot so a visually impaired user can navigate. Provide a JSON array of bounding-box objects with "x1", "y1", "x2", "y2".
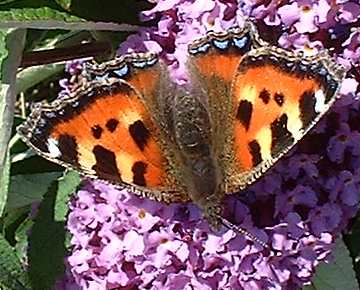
[
  {"x1": 274, "y1": 92, "x2": 285, "y2": 106},
  {"x1": 236, "y1": 100, "x2": 253, "y2": 131},
  {"x1": 129, "y1": 120, "x2": 151, "y2": 151},
  {"x1": 91, "y1": 124, "x2": 103, "y2": 139},
  {"x1": 132, "y1": 161, "x2": 147, "y2": 186},
  {"x1": 299, "y1": 90, "x2": 317, "y2": 128},
  {"x1": 259, "y1": 89, "x2": 270, "y2": 104},
  {"x1": 106, "y1": 118, "x2": 119, "y2": 132},
  {"x1": 92, "y1": 145, "x2": 121, "y2": 182},
  {"x1": 270, "y1": 114, "x2": 294, "y2": 158},
  {"x1": 248, "y1": 140, "x2": 262, "y2": 166},
  {"x1": 58, "y1": 134, "x2": 79, "y2": 166}
]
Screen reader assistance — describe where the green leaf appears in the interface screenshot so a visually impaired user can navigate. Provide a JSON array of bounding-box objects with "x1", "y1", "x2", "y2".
[
  {"x1": 2, "y1": 205, "x2": 29, "y2": 246},
  {"x1": 26, "y1": 29, "x2": 92, "y2": 52},
  {"x1": 0, "y1": 0, "x2": 17, "y2": 5},
  {"x1": 344, "y1": 216, "x2": 360, "y2": 286},
  {"x1": 0, "y1": 151, "x2": 10, "y2": 217},
  {"x1": 28, "y1": 171, "x2": 79, "y2": 290},
  {"x1": 0, "y1": 28, "x2": 26, "y2": 217},
  {"x1": 0, "y1": 233, "x2": 30, "y2": 289},
  {"x1": 54, "y1": 170, "x2": 80, "y2": 222},
  {"x1": 0, "y1": 0, "x2": 83, "y2": 23},
  {"x1": 54, "y1": 0, "x2": 71, "y2": 11},
  {"x1": 62, "y1": 0, "x2": 153, "y2": 24},
  {"x1": 0, "y1": 2, "x2": 140, "y2": 31},
  {"x1": 7, "y1": 172, "x2": 63, "y2": 209},
  {"x1": 11, "y1": 155, "x2": 63, "y2": 176},
  {"x1": 14, "y1": 218, "x2": 33, "y2": 267},
  {"x1": 344, "y1": 215, "x2": 360, "y2": 259},
  {"x1": 304, "y1": 238, "x2": 359, "y2": 290},
  {"x1": 16, "y1": 30, "x2": 95, "y2": 95},
  {"x1": 16, "y1": 63, "x2": 64, "y2": 95}
]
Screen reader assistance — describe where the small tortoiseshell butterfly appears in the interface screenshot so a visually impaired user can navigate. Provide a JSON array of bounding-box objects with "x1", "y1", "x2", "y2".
[{"x1": 18, "y1": 22, "x2": 345, "y2": 247}]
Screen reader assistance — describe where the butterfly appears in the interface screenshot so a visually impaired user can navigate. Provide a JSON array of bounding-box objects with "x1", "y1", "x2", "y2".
[{"x1": 17, "y1": 22, "x2": 345, "y2": 248}]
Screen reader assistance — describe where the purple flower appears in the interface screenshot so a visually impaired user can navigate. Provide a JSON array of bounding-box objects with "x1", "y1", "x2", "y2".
[
  {"x1": 278, "y1": 32, "x2": 324, "y2": 55},
  {"x1": 278, "y1": 1, "x2": 329, "y2": 33},
  {"x1": 251, "y1": 2, "x2": 282, "y2": 26},
  {"x1": 340, "y1": 77, "x2": 359, "y2": 96},
  {"x1": 65, "y1": 59, "x2": 85, "y2": 76},
  {"x1": 117, "y1": 28, "x2": 163, "y2": 54},
  {"x1": 338, "y1": 2, "x2": 360, "y2": 23},
  {"x1": 58, "y1": 59, "x2": 86, "y2": 99},
  {"x1": 58, "y1": 0, "x2": 360, "y2": 289},
  {"x1": 309, "y1": 203, "x2": 342, "y2": 236},
  {"x1": 286, "y1": 154, "x2": 319, "y2": 180},
  {"x1": 325, "y1": 170, "x2": 360, "y2": 206},
  {"x1": 64, "y1": 177, "x2": 342, "y2": 289},
  {"x1": 341, "y1": 31, "x2": 360, "y2": 68},
  {"x1": 275, "y1": 185, "x2": 318, "y2": 217},
  {"x1": 327, "y1": 123, "x2": 360, "y2": 163},
  {"x1": 284, "y1": 212, "x2": 306, "y2": 239}
]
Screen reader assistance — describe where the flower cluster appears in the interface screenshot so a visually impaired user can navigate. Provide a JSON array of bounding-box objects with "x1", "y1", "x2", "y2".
[
  {"x1": 59, "y1": 0, "x2": 360, "y2": 289},
  {"x1": 58, "y1": 60, "x2": 86, "y2": 99}
]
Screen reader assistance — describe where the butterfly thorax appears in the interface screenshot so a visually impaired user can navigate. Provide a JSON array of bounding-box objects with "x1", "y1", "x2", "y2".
[{"x1": 172, "y1": 92, "x2": 223, "y2": 228}]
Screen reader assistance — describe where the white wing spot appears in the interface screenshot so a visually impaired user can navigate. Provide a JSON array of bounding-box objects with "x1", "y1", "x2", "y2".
[
  {"x1": 239, "y1": 85, "x2": 258, "y2": 104},
  {"x1": 47, "y1": 138, "x2": 61, "y2": 158},
  {"x1": 314, "y1": 90, "x2": 326, "y2": 113}
]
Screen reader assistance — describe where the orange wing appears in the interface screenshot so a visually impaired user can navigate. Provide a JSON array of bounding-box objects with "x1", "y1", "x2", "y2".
[
  {"x1": 18, "y1": 55, "x2": 188, "y2": 203},
  {"x1": 187, "y1": 23, "x2": 266, "y2": 164},
  {"x1": 225, "y1": 47, "x2": 345, "y2": 191},
  {"x1": 85, "y1": 52, "x2": 165, "y2": 114},
  {"x1": 188, "y1": 22, "x2": 263, "y2": 85}
]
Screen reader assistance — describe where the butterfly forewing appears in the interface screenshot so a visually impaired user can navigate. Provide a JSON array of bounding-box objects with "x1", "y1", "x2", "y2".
[
  {"x1": 224, "y1": 47, "x2": 345, "y2": 191},
  {"x1": 85, "y1": 53, "x2": 178, "y2": 137},
  {"x1": 188, "y1": 22, "x2": 264, "y2": 85},
  {"x1": 18, "y1": 58, "x2": 189, "y2": 203}
]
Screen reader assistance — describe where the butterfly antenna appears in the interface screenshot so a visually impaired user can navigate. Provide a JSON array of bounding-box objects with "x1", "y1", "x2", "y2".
[{"x1": 219, "y1": 216, "x2": 270, "y2": 249}]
